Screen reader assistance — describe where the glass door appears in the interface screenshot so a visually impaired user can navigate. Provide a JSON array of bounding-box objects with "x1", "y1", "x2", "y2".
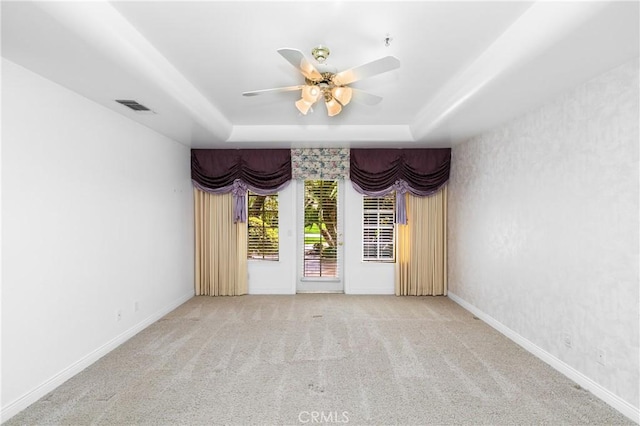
[{"x1": 296, "y1": 179, "x2": 344, "y2": 292}]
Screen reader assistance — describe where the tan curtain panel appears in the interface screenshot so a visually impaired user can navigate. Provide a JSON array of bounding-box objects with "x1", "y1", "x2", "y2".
[
  {"x1": 395, "y1": 187, "x2": 448, "y2": 296},
  {"x1": 194, "y1": 189, "x2": 247, "y2": 296}
]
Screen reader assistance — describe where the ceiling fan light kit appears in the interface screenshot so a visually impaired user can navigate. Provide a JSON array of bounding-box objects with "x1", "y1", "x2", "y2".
[
  {"x1": 243, "y1": 45, "x2": 400, "y2": 117},
  {"x1": 296, "y1": 73, "x2": 349, "y2": 116}
]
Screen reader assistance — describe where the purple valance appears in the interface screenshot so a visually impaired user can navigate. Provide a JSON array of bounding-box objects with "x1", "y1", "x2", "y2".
[
  {"x1": 191, "y1": 149, "x2": 292, "y2": 222},
  {"x1": 350, "y1": 149, "x2": 451, "y2": 224},
  {"x1": 350, "y1": 148, "x2": 451, "y2": 193},
  {"x1": 191, "y1": 149, "x2": 291, "y2": 191}
]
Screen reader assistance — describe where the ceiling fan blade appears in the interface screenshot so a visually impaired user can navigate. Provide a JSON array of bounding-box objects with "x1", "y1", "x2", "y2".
[
  {"x1": 351, "y1": 89, "x2": 383, "y2": 106},
  {"x1": 332, "y1": 56, "x2": 400, "y2": 86},
  {"x1": 242, "y1": 85, "x2": 304, "y2": 97},
  {"x1": 277, "y1": 48, "x2": 323, "y2": 81}
]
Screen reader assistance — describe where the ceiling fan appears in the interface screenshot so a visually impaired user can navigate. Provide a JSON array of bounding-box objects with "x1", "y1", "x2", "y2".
[{"x1": 242, "y1": 45, "x2": 400, "y2": 116}]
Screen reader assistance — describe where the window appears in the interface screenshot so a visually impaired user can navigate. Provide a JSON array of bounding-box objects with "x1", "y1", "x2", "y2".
[
  {"x1": 247, "y1": 192, "x2": 279, "y2": 260},
  {"x1": 303, "y1": 180, "x2": 339, "y2": 277},
  {"x1": 363, "y1": 194, "x2": 396, "y2": 262}
]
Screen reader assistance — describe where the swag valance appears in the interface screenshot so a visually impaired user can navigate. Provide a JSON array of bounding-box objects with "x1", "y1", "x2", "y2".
[
  {"x1": 191, "y1": 148, "x2": 450, "y2": 224},
  {"x1": 191, "y1": 149, "x2": 292, "y2": 222},
  {"x1": 350, "y1": 148, "x2": 451, "y2": 224}
]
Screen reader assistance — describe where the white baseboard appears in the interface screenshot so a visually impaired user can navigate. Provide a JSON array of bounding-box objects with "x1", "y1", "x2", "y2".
[
  {"x1": 447, "y1": 292, "x2": 640, "y2": 424},
  {"x1": 345, "y1": 288, "x2": 395, "y2": 295},
  {"x1": 0, "y1": 291, "x2": 194, "y2": 423},
  {"x1": 249, "y1": 288, "x2": 295, "y2": 295}
]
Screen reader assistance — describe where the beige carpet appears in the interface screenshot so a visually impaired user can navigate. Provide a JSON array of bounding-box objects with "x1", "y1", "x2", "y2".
[{"x1": 5, "y1": 295, "x2": 633, "y2": 425}]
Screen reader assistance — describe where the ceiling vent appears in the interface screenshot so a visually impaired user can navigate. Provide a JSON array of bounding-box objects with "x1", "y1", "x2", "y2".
[{"x1": 115, "y1": 99, "x2": 154, "y2": 114}]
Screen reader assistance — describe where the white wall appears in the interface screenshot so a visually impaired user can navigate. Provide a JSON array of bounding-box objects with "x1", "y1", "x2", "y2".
[
  {"x1": 247, "y1": 183, "x2": 296, "y2": 294},
  {"x1": 343, "y1": 182, "x2": 395, "y2": 294},
  {"x1": 448, "y1": 58, "x2": 639, "y2": 419},
  {"x1": 247, "y1": 179, "x2": 395, "y2": 295},
  {"x1": 1, "y1": 59, "x2": 194, "y2": 421}
]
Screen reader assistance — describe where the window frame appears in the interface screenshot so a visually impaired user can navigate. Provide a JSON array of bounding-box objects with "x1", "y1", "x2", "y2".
[{"x1": 362, "y1": 193, "x2": 396, "y2": 262}]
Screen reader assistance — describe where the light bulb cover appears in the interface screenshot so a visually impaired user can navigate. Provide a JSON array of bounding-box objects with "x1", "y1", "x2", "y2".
[
  {"x1": 325, "y1": 98, "x2": 342, "y2": 116},
  {"x1": 301, "y1": 85, "x2": 321, "y2": 103},
  {"x1": 332, "y1": 86, "x2": 352, "y2": 106},
  {"x1": 295, "y1": 98, "x2": 313, "y2": 115}
]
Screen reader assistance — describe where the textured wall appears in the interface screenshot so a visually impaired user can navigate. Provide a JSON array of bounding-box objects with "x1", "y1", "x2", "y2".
[{"x1": 448, "y1": 59, "x2": 639, "y2": 408}]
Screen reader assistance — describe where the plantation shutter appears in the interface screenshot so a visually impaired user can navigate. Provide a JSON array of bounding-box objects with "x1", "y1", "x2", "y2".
[{"x1": 363, "y1": 194, "x2": 396, "y2": 261}]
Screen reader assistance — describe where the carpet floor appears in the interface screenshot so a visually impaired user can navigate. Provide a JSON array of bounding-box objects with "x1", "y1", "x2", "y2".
[{"x1": 5, "y1": 295, "x2": 634, "y2": 425}]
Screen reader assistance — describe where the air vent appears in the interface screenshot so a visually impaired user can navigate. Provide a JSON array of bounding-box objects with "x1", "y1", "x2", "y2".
[{"x1": 115, "y1": 99, "x2": 154, "y2": 113}]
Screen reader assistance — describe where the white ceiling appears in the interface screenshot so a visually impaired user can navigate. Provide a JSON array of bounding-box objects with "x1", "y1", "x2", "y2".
[{"x1": 2, "y1": 1, "x2": 638, "y2": 149}]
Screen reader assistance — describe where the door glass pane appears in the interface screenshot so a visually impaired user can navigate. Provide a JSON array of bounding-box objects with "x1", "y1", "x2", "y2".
[{"x1": 303, "y1": 180, "x2": 339, "y2": 278}]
